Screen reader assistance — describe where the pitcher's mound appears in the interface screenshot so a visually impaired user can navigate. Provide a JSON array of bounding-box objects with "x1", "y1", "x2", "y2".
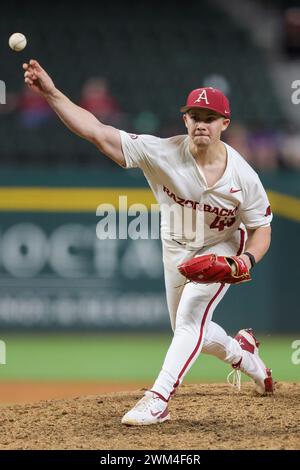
[{"x1": 0, "y1": 382, "x2": 299, "y2": 450}]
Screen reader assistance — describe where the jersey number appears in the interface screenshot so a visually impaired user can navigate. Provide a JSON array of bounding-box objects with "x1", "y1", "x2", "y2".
[{"x1": 210, "y1": 216, "x2": 236, "y2": 232}]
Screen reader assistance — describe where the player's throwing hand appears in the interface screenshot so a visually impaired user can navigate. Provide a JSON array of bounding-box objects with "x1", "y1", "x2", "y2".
[{"x1": 23, "y1": 59, "x2": 56, "y2": 96}]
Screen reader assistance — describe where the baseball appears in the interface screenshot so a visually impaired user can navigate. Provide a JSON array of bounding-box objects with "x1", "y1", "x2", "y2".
[{"x1": 8, "y1": 33, "x2": 27, "y2": 52}]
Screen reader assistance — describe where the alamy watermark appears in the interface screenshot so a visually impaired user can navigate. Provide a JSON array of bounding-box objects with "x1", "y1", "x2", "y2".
[
  {"x1": 95, "y1": 196, "x2": 206, "y2": 246},
  {"x1": 0, "y1": 80, "x2": 6, "y2": 104},
  {"x1": 0, "y1": 340, "x2": 6, "y2": 364},
  {"x1": 291, "y1": 80, "x2": 300, "y2": 104},
  {"x1": 291, "y1": 339, "x2": 300, "y2": 365}
]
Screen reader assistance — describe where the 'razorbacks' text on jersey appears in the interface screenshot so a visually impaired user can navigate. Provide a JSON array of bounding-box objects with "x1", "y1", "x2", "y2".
[{"x1": 120, "y1": 131, "x2": 272, "y2": 250}]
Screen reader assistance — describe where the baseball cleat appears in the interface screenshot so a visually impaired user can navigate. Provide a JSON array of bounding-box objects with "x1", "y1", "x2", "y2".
[
  {"x1": 121, "y1": 391, "x2": 170, "y2": 426},
  {"x1": 228, "y1": 328, "x2": 274, "y2": 395}
]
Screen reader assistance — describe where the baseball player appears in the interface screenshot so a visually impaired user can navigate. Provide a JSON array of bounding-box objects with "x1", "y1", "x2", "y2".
[{"x1": 23, "y1": 60, "x2": 274, "y2": 426}]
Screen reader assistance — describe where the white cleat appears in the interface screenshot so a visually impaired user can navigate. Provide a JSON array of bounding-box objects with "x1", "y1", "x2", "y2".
[
  {"x1": 228, "y1": 328, "x2": 274, "y2": 395},
  {"x1": 121, "y1": 391, "x2": 170, "y2": 426}
]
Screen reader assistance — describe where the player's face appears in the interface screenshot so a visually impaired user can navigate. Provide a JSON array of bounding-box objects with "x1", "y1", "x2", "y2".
[{"x1": 183, "y1": 109, "x2": 230, "y2": 147}]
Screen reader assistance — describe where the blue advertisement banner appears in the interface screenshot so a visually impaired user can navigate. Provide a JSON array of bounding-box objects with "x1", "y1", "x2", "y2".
[{"x1": 0, "y1": 212, "x2": 167, "y2": 329}]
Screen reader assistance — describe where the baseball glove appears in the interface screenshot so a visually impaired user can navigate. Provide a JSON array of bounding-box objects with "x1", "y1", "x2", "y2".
[{"x1": 177, "y1": 254, "x2": 251, "y2": 285}]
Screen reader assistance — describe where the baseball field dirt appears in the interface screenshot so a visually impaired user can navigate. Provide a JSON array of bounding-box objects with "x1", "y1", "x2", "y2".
[{"x1": 0, "y1": 382, "x2": 299, "y2": 450}]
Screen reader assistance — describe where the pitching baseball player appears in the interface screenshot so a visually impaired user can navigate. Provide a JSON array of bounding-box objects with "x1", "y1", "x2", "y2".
[{"x1": 23, "y1": 60, "x2": 274, "y2": 426}]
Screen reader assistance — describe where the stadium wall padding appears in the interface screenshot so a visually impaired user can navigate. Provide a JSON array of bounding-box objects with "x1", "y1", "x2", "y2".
[{"x1": 0, "y1": 169, "x2": 298, "y2": 333}]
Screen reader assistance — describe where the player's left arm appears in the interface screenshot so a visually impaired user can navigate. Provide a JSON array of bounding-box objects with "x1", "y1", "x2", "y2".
[{"x1": 239, "y1": 225, "x2": 271, "y2": 269}]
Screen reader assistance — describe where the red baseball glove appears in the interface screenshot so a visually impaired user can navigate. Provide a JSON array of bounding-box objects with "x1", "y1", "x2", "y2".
[{"x1": 178, "y1": 254, "x2": 251, "y2": 285}]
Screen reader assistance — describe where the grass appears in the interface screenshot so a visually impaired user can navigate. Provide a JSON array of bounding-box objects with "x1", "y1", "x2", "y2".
[{"x1": 0, "y1": 333, "x2": 299, "y2": 382}]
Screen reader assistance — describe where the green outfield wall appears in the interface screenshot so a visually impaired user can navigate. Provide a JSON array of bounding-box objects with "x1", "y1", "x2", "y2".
[{"x1": 0, "y1": 168, "x2": 299, "y2": 333}]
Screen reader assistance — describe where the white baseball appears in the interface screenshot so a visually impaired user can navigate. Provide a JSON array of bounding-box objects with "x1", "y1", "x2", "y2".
[{"x1": 9, "y1": 33, "x2": 27, "y2": 52}]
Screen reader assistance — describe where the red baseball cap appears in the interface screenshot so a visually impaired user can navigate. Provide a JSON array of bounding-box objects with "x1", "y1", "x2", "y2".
[{"x1": 180, "y1": 87, "x2": 231, "y2": 118}]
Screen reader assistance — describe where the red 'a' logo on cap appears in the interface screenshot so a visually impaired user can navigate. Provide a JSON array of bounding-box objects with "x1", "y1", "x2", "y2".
[
  {"x1": 265, "y1": 205, "x2": 271, "y2": 216},
  {"x1": 194, "y1": 89, "x2": 209, "y2": 104}
]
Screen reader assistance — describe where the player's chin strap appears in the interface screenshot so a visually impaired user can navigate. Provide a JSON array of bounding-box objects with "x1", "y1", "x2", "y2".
[{"x1": 227, "y1": 369, "x2": 242, "y2": 391}]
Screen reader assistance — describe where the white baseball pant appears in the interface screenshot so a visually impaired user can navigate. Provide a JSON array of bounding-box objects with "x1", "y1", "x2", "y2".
[{"x1": 151, "y1": 228, "x2": 246, "y2": 401}]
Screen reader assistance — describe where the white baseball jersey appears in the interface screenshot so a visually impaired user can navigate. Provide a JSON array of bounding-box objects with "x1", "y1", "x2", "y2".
[{"x1": 120, "y1": 131, "x2": 272, "y2": 250}]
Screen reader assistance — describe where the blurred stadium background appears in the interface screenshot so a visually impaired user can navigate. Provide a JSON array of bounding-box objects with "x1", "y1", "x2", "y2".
[{"x1": 0, "y1": 0, "x2": 299, "y2": 404}]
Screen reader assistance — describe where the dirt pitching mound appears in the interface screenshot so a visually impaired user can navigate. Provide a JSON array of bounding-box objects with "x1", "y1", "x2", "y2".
[{"x1": 0, "y1": 382, "x2": 299, "y2": 450}]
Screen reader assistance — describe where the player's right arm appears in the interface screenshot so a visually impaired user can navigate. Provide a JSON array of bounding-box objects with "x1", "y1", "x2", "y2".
[{"x1": 23, "y1": 59, "x2": 125, "y2": 167}]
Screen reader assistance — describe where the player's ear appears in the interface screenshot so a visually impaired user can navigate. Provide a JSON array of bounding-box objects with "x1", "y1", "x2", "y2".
[
  {"x1": 222, "y1": 118, "x2": 230, "y2": 131},
  {"x1": 183, "y1": 113, "x2": 188, "y2": 128}
]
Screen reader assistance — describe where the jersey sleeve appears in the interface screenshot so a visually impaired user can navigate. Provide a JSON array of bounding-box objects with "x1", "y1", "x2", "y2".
[
  {"x1": 240, "y1": 175, "x2": 273, "y2": 228},
  {"x1": 119, "y1": 130, "x2": 161, "y2": 169}
]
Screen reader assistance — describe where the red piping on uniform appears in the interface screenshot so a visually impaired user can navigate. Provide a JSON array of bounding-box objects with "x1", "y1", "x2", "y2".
[
  {"x1": 237, "y1": 227, "x2": 245, "y2": 256},
  {"x1": 169, "y1": 227, "x2": 245, "y2": 400},
  {"x1": 169, "y1": 283, "x2": 225, "y2": 399}
]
